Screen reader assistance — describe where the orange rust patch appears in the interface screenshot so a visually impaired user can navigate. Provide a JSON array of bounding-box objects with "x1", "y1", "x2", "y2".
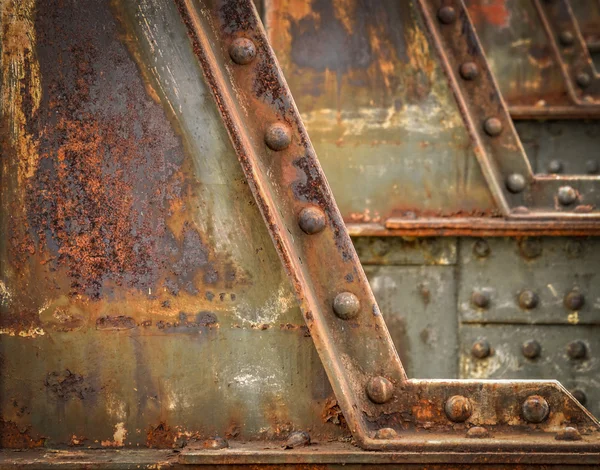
[
  {"x1": 0, "y1": 420, "x2": 45, "y2": 448},
  {"x1": 467, "y1": 0, "x2": 510, "y2": 28}
]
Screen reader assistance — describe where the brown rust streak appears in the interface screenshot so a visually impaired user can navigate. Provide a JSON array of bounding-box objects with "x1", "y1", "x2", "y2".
[{"x1": 0, "y1": 420, "x2": 45, "y2": 449}]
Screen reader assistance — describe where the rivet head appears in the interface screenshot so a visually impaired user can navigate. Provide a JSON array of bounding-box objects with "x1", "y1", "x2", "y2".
[
  {"x1": 571, "y1": 389, "x2": 587, "y2": 406},
  {"x1": 370, "y1": 239, "x2": 390, "y2": 257},
  {"x1": 576, "y1": 72, "x2": 591, "y2": 88},
  {"x1": 466, "y1": 426, "x2": 489, "y2": 439},
  {"x1": 506, "y1": 173, "x2": 526, "y2": 193},
  {"x1": 374, "y1": 427, "x2": 397, "y2": 439},
  {"x1": 522, "y1": 339, "x2": 542, "y2": 359},
  {"x1": 284, "y1": 431, "x2": 311, "y2": 449},
  {"x1": 559, "y1": 30, "x2": 574, "y2": 46},
  {"x1": 519, "y1": 238, "x2": 542, "y2": 259},
  {"x1": 567, "y1": 340, "x2": 587, "y2": 360},
  {"x1": 471, "y1": 290, "x2": 490, "y2": 309},
  {"x1": 298, "y1": 206, "x2": 326, "y2": 234},
  {"x1": 557, "y1": 186, "x2": 577, "y2": 205},
  {"x1": 265, "y1": 122, "x2": 292, "y2": 151},
  {"x1": 437, "y1": 6, "x2": 457, "y2": 24},
  {"x1": 460, "y1": 62, "x2": 479, "y2": 80},
  {"x1": 333, "y1": 292, "x2": 360, "y2": 319},
  {"x1": 202, "y1": 436, "x2": 229, "y2": 449},
  {"x1": 471, "y1": 339, "x2": 491, "y2": 359},
  {"x1": 518, "y1": 290, "x2": 539, "y2": 310},
  {"x1": 445, "y1": 395, "x2": 473, "y2": 422},
  {"x1": 366, "y1": 376, "x2": 394, "y2": 404},
  {"x1": 547, "y1": 159, "x2": 563, "y2": 174},
  {"x1": 229, "y1": 37, "x2": 257, "y2": 65},
  {"x1": 555, "y1": 427, "x2": 582, "y2": 441},
  {"x1": 472, "y1": 239, "x2": 490, "y2": 258},
  {"x1": 564, "y1": 290, "x2": 585, "y2": 310},
  {"x1": 522, "y1": 395, "x2": 549, "y2": 423},
  {"x1": 586, "y1": 159, "x2": 599, "y2": 174},
  {"x1": 483, "y1": 117, "x2": 503, "y2": 136}
]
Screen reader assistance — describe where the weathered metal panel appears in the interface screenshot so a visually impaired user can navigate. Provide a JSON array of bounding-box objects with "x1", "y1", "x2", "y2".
[
  {"x1": 0, "y1": 0, "x2": 345, "y2": 447},
  {"x1": 458, "y1": 237, "x2": 600, "y2": 325},
  {"x1": 460, "y1": 324, "x2": 600, "y2": 419},
  {"x1": 353, "y1": 236, "x2": 457, "y2": 266},
  {"x1": 364, "y1": 265, "x2": 458, "y2": 379}
]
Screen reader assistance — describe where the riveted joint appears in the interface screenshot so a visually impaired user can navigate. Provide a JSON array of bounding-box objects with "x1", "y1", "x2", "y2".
[
  {"x1": 445, "y1": 395, "x2": 472, "y2": 422},
  {"x1": 366, "y1": 376, "x2": 394, "y2": 404}
]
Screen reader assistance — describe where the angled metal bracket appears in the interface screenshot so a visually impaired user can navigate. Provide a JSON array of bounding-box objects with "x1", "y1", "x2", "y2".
[
  {"x1": 421, "y1": 0, "x2": 600, "y2": 219},
  {"x1": 174, "y1": 0, "x2": 600, "y2": 458},
  {"x1": 535, "y1": 0, "x2": 600, "y2": 105}
]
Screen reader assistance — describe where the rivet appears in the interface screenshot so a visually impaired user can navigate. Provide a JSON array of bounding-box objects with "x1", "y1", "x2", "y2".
[
  {"x1": 437, "y1": 6, "x2": 457, "y2": 24},
  {"x1": 298, "y1": 206, "x2": 326, "y2": 234},
  {"x1": 374, "y1": 428, "x2": 398, "y2": 439},
  {"x1": 555, "y1": 427, "x2": 582, "y2": 441},
  {"x1": 466, "y1": 426, "x2": 489, "y2": 439},
  {"x1": 265, "y1": 122, "x2": 292, "y2": 151},
  {"x1": 518, "y1": 290, "x2": 539, "y2": 310},
  {"x1": 202, "y1": 436, "x2": 229, "y2": 449},
  {"x1": 445, "y1": 395, "x2": 473, "y2": 422},
  {"x1": 284, "y1": 431, "x2": 311, "y2": 449},
  {"x1": 366, "y1": 376, "x2": 394, "y2": 404},
  {"x1": 522, "y1": 395, "x2": 549, "y2": 423},
  {"x1": 332, "y1": 292, "x2": 360, "y2": 320},
  {"x1": 565, "y1": 240, "x2": 583, "y2": 257},
  {"x1": 506, "y1": 173, "x2": 526, "y2": 193},
  {"x1": 559, "y1": 30, "x2": 574, "y2": 46},
  {"x1": 586, "y1": 159, "x2": 599, "y2": 174},
  {"x1": 483, "y1": 117, "x2": 503, "y2": 136},
  {"x1": 459, "y1": 62, "x2": 479, "y2": 80},
  {"x1": 547, "y1": 160, "x2": 563, "y2": 174},
  {"x1": 576, "y1": 72, "x2": 591, "y2": 88},
  {"x1": 564, "y1": 290, "x2": 585, "y2": 310},
  {"x1": 472, "y1": 239, "x2": 490, "y2": 258},
  {"x1": 571, "y1": 389, "x2": 587, "y2": 406},
  {"x1": 229, "y1": 37, "x2": 257, "y2": 65},
  {"x1": 371, "y1": 239, "x2": 390, "y2": 257},
  {"x1": 566, "y1": 340, "x2": 587, "y2": 360},
  {"x1": 522, "y1": 339, "x2": 542, "y2": 359},
  {"x1": 471, "y1": 339, "x2": 491, "y2": 359},
  {"x1": 557, "y1": 186, "x2": 577, "y2": 205},
  {"x1": 519, "y1": 238, "x2": 542, "y2": 259},
  {"x1": 471, "y1": 290, "x2": 490, "y2": 309}
]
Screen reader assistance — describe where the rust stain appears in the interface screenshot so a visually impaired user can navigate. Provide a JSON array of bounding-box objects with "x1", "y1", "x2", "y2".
[
  {"x1": 467, "y1": 0, "x2": 511, "y2": 28},
  {"x1": 0, "y1": 420, "x2": 45, "y2": 448},
  {"x1": 321, "y1": 396, "x2": 347, "y2": 428},
  {"x1": 45, "y1": 370, "x2": 96, "y2": 401}
]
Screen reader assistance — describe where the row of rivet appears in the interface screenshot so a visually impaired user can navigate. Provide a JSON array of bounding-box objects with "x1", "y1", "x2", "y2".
[
  {"x1": 547, "y1": 159, "x2": 599, "y2": 175},
  {"x1": 473, "y1": 238, "x2": 585, "y2": 260},
  {"x1": 471, "y1": 338, "x2": 589, "y2": 360},
  {"x1": 471, "y1": 288, "x2": 585, "y2": 311},
  {"x1": 556, "y1": 29, "x2": 591, "y2": 89},
  {"x1": 230, "y1": 37, "x2": 377, "y2": 404},
  {"x1": 438, "y1": 6, "x2": 588, "y2": 207},
  {"x1": 444, "y1": 394, "x2": 549, "y2": 424}
]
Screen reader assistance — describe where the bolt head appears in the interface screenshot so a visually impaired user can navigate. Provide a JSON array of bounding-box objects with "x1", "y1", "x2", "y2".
[
  {"x1": 571, "y1": 389, "x2": 587, "y2": 406},
  {"x1": 586, "y1": 159, "x2": 599, "y2": 174},
  {"x1": 483, "y1": 117, "x2": 503, "y2": 136},
  {"x1": 284, "y1": 431, "x2": 311, "y2": 449},
  {"x1": 471, "y1": 290, "x2": 490, "y2": 309},
  {"x1": 557, "y1": 186, "x2": 577, "y2": 205},
  {"x1": 547, "y1": 159, "x2": 563, "y2": 174},
  {"x1": 555, "y1": 426, "x2": 582, "y2": 441},
  {"x1": 559, "y1": 30, "x2": 574, "y2": 46},
  {"x1": 522, "y1": 339, "x2": 542, "y2": 359},
  {"x1": 366, "y1": 376, "x2": 394, "y2": 404},
  {"x1": 567, "y1": 340, "x2": 587, "y2": 360},
  {"x1": 518, "y1": 290, "x2": 539, "y2": 310},
  {"x1": 202, "y1": 436, "x2": 229, "y2": 449},
  {"x1": 519, "y1": 238, "x2": 542, "y2": 259},
  {"x1": 506, "y1": 173, "x2": 526, "y2": 193},
  {"x1": 471, "y1": 339, "x2": 491, "y2": 359},
  {"x1": 472, "y1": 239, "x2": 490, "y2": 258},
  {"x1": 333, "y1": 292, "x2": 360, "y2": 319},
  {"x1": 460, "y1": 62, "x2": 479, "y2": 80},
  {"x1": 265, "y1": 122, "x2": 292, "y2": 151},
  {"x1": 374, "y1": 427, "x2": 398, "y2": 439},
  {"x1": 445, "y1": 395, "x2": 473, "y2": 422},
  {"x1": 298, "y1": 206, "x2": 326, "y2": 234},
  {"x1": 522, "y1": 395, "x2": 549, "y2": 423},
  {"x1": 437, "y1": 6, "x2": 457, "y2": 24},
  {"x1": 564, "y1": 290, "x2": 585, "y2": 311},
  {"x1": 576, "y1": 72, "x2": 591, "y2": 88},
  {"x1": 370, "y1": 239, "x2": 390, "y2": 257},
  {"x1": 229, "y1": 37, "x2": 257, "y2": 65},
  {"x1": 466, "y1": 426, "x2": 489, "y2": 439}
]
